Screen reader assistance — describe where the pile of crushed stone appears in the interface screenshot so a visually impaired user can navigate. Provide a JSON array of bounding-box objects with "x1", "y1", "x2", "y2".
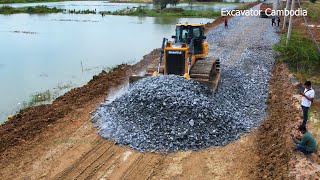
[{"x1": 92, "y1": 75, "x2": 247, "y2": 152}]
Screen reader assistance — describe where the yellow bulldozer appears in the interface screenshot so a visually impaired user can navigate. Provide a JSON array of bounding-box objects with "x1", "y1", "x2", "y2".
[{"x1": 130, "y1": 22, "x2": 220, "y2": 92}]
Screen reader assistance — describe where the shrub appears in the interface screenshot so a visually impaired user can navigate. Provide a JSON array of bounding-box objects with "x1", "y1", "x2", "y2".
[{"x1": 273, "y1": 32, "x2": 320, "y2": 74}]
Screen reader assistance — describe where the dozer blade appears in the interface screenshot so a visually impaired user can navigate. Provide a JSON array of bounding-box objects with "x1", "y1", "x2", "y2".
[
  {"x1": 129, "y1": 74, "x2": 220, "y2": 93},
  {"x1": 129, "y1": 75, "x2": 148, "y2": 85},
  {"x1": 129, "y1": 57, "x2": 220, "y2": 93}
]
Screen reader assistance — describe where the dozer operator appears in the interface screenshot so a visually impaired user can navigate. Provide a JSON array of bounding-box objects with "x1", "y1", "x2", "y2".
[{"x1": 130, "y1": 22, "x2": 220, "y2": 92}]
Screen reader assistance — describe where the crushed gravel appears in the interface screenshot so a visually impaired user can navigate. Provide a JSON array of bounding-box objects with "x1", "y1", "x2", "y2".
[
  {"x1": 92, "y1": 6, "x2": 280, "y2": 152},
  {"x1": 93, "y1": 76, "x2": 247, "y2": 152}
]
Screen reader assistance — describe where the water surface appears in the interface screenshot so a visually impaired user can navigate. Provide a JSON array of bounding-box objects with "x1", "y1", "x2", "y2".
[{"x1": 0, "y1": 13, "x2": 213, "y2": 122}]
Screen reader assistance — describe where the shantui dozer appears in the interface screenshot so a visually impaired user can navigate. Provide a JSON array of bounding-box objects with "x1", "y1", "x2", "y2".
[{"x1": 130, "y1": 22, "x2": 220, "y2": 92}]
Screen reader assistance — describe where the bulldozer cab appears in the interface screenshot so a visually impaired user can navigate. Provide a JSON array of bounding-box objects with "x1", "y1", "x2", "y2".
[{"x1": 174, "y1": 24, "x2": 205, "y2": 55}]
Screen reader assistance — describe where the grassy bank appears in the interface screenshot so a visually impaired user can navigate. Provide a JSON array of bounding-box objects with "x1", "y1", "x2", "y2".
[
  {"x1": 68, "y1": 9, "x2": 96, "y2": 14},
  {"x1": 273, "y1": 31, "x2": 320, "y2": 75},
  {"x1": 101, "y1": 6, "x2": 220, "y2": 17},
  {"x1": 0, "y1": 5, "x2": 63, "y2": 14},
  {"x1": 0, "y1": 0, "x2": 63, "y2": 3},
  {"x1": 303, "y1": 1, "x2": 320, "y2": 21},
  {"x1": 275, "y1": 1, "x2": 320, "y2": 84}
]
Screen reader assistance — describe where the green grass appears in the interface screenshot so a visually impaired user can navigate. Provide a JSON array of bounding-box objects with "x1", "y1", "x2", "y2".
[
  {"x1": 303, "y1": 1, "x2": 320, "y2": 21},
  {"x1": 101, "y1": 6, "x2": 220, "y2": 18},
  {"x1": 273, "y1": 31, "x2": 320, "y2": 75},
  {"x1": 21, "y1": 90, "x2": 52, "y2": 108},
  {"x1": 0, "y1": 5, "x2": 63, "y2": 14},
  {"x1": 19, "y1": 82, "x2": 75, "y2": 110}
]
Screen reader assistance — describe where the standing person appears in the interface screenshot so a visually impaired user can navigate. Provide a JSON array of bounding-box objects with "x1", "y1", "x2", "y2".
[
  {"x1": 277, "y1": 16, "x2": 281, "y2": 27},
  {"x1": 224, "y1": 18, "x2": 228, "y2": 29},
  {"x1": 271, "y1": 17, "x2": 276, "y2": 27},
  {"x1": 301, "y1": 81, "x2": 315, "y2": 127},
  {"x1": 292, "y1": 125, "x2": 317, "y2": 155}
]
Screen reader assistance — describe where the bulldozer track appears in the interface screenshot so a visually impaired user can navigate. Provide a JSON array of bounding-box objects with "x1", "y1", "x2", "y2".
[
  {"x1": 53, "y1": 139, "x2": 166, "y2": 180},
  {"x1": 53, "y1": 141, "x2": 112, "y2": 179},
  {"x1": 190, "y1": 57, "x2": 218, "y2": 80},
  {"x1": 73, "y1": 145, "x2": 118, "y2": 179},
  {"x1": 120, "y1": 154, "x2": 165, "y2": 180}
]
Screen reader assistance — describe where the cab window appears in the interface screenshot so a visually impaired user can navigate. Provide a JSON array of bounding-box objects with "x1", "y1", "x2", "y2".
[
  {"x1": 192, "y1": 27, "x2": 201, "y2": 38},
  {"x1": 181, "y1": 29, "x2": 189, "y2": 40}
]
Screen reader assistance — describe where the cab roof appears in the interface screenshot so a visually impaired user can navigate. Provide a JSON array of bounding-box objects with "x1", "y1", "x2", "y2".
[{"x1": 176, "y1": 22, "x2": 205, "y2": 27}]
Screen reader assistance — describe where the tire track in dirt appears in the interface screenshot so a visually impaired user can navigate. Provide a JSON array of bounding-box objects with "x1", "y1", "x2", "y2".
[
  {"x1": 53, "y1": 141, "x2": 112, "y2": 179},
  {"x1": 73, "y1": 145, "x2": 123, "y2": 179},
  {"x1": 53, "y1": 139, "x2": 166, "y2": 180},
  {"x1": 119, "y1": 154, "x2": 166, "y2": 180}
]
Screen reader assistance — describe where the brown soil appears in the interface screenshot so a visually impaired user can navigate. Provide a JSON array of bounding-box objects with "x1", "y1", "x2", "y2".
[{"x1": 255, "y1": 62, "x2": 298, "y2": 179}]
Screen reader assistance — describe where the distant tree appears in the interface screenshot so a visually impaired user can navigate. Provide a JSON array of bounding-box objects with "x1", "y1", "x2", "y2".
[
  {"x1": 153, "y1": 0, "x2": 180, "y2": 9},
  {"x1": 309, "y1": 0, "x2": 316, "y2": 3},
  {"x1": 186, "y1": 0, "x2": 194, "y2": 9},
  {"x1": 197, "y1": 0, "x2": 222, "y2": 2}
]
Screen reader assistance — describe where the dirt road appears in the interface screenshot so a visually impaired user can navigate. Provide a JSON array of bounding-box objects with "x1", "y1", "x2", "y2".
[{"x1": 0, "y1": 4, "x2": 298, "y2": 180}]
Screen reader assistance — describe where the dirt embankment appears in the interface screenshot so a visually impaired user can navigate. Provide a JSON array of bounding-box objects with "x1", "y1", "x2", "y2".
[
  {"x1": 254, "y1": 62, "x2": 299, "y2": 179},
  {"x1": 0, "y1": 49, "x2": 160, "y2": 165}
]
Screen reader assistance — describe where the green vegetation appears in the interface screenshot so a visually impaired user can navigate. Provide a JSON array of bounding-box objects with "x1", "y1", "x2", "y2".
[
  {"x1": 21, "y1": 90, "x2": 52, "y2": 108},
  {"x1": 310, "y1": 0, "x2": 317, "y2": 3},
  {"x1": 273, "y1": 31, "x2": 320, "y2": 75},
  {"x1": 101, "y1": 6, "x2": 220, "y2": 17},
  {"x1": 196, "y1": 0, "x2": 223, "y2": 1},
  {"x1": 0, "y1": 0, "x2": 63, "y2": 3},
  {"x1": 154, "y1": 0, "x2": 180, "y2": 9},
  {"x1": 0, "y1": 5, "x2": 63, "y2": 14},
  {"x1": 304, "y1": 1, "x2": 320, "y2": 21},
  {"x1": 236, "y1": 2, "x2": 257, "y2": 11},
  {"x1": 68, "y1": 9, "x2": 96, "y2": 14},
  {"x1": 20, "y1": 82, "x2": 74, "y2": 110}
]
